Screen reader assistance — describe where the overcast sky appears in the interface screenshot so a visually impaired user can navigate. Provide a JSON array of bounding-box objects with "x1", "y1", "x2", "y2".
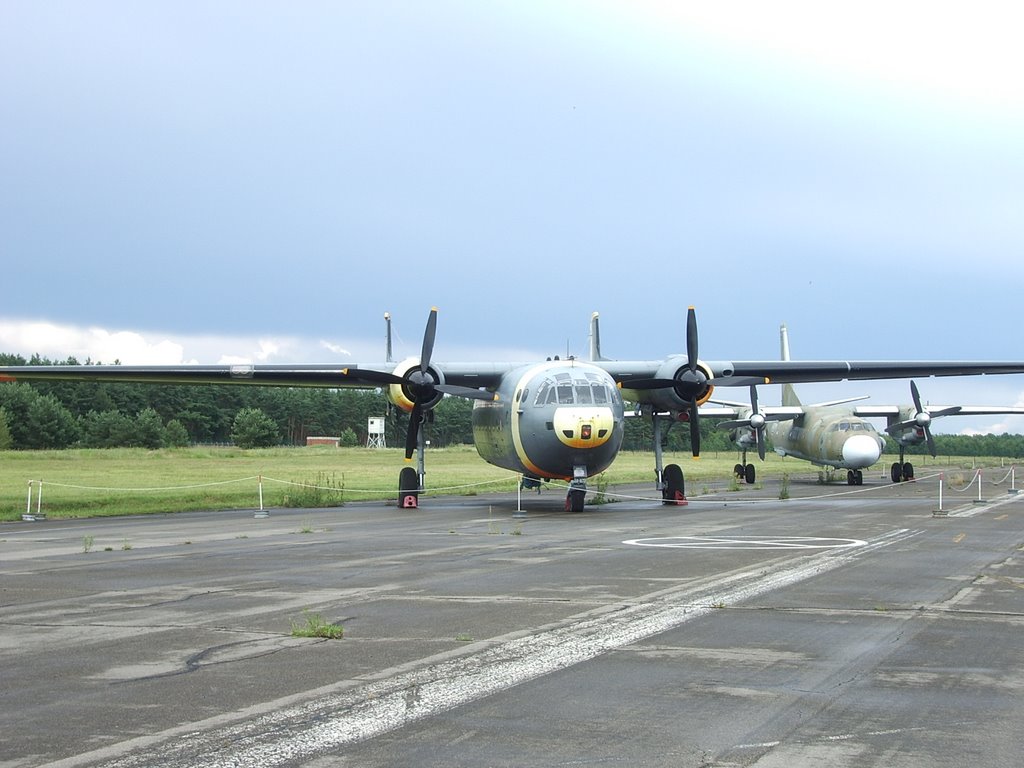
[{"x1": 2, "y1": 2, "x2": 1023, "y2": 433}]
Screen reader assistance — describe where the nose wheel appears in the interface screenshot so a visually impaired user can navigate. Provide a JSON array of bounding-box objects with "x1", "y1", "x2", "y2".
[{"x1": 847, "y1": 469, "x2": 864, "y2": 485}]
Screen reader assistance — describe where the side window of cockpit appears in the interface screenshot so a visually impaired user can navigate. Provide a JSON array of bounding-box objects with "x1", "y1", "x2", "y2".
[
  {"x1": 534, "y1": 381, "x2": 550, "y2": 406},
  {"x1": 592, "y1": 384, "x2": 609, "y2": 404}
]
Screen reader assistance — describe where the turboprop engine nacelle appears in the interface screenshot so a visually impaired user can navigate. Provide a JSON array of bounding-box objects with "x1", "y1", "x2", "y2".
[
  {"x1": 387, "y1": 358, "x2": 446, "y2": 413},
  {"x1": 633, "y1": 358, "x2": 715, "y2": 412}
]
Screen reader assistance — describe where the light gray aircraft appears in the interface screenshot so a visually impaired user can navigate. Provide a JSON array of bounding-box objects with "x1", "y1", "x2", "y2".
[
  {"x1": 711, "y1": 324, "x2": 1024, "y2": 485},
  {"x1": 5, "y1": 308, "x2": 1024, "y2": 510}
]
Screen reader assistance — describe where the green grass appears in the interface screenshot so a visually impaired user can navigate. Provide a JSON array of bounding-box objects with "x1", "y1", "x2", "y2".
[
  {"x1": 290, "y1": 611, "x2": 344, "y2": 640},
  {"x1": 0, "y1": 445, "x2": 1010, "y2": 521}
]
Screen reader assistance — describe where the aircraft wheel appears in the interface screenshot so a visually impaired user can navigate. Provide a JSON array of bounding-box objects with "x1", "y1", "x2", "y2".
[
  {"x1": 566, "y1": 488, "x2": 586, "y2": 513},
  {"x1": 744, "y1": 464, "x2": 756, "y2": 484},
  {"x1": 902, "y1": 462, "x2": 914, "y2": 481},
  {"x1": 662, "y1": 463, "x2": 686, "y2": 505},
  {"x1": 398, "y1": 466, "x2": 419, "y2": 508},
  {"x1": 855, "y1": 469, "x2": 864, "y2": 485},
  {"x1": 847, "y1": 470, "x2": 857, "y2": 485},
  {"x1": 733, "y1": 463, "x2": 744, "y2": 478},
  {"x1": 890, "y1": 462, "x2": 902, "y2": 483}
]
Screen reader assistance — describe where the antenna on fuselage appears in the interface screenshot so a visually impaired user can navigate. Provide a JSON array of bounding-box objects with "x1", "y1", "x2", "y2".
[{"x1": 384, "y1": 312, "x2": 393, "y2": 363}]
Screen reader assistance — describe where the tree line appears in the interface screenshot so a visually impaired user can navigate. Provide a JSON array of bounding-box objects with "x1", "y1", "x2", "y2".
[{"x1": 1, "y1": 353, "x2": 1022, "y2": 456}]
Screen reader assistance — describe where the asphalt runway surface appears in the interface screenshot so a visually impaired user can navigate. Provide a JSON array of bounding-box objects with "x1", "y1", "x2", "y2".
[{"x1": 2, "y1": 470, "x2": 1023, "y2": 767}]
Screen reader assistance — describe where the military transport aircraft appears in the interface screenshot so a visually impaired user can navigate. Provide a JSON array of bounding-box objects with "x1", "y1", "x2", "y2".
[
  {"x1": 710, "y1": 324, "x2": 1024, "y2": 485},
  {"x1": 5, "y1": 307, "x2": 1024, "y2": 510}
]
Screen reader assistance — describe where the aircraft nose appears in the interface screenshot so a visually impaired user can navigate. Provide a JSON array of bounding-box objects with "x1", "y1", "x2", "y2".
[{"x1": 842, "y1": 434, "x2": 881, "y2": 468}]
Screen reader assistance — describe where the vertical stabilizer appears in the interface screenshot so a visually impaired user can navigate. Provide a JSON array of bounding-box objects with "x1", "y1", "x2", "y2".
[
  {"x1": 589, "y1": 312, "x2": 606, "y2": 361},
  {"x1": 780, "y1": 323, "x2": 802, "y2": 407},
  {"x1": 384, "y1": 312, "x2": 394, "y2": 363}
]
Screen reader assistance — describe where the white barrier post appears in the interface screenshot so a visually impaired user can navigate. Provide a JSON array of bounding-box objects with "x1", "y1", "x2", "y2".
[
  {"x1": 24, "y1": 481, "x2": 33, "y2": 521},
  {"x1": 255, "y1": 474, "x2": 268, "y2": 518},
  {"x1": 1011, "y1": 466, "x2": 1019, "y2": 495},
  {"x1": 933, "y1": 472, "x2": 945, "y2": 517},
  {"x1": 976, "y1": 469, "x2": 984, "y2": 504},
  {"x1": 514, "y1": 474, "x2": 526, "y2": 518},
  {"x1": 36, "y1": 480, "x2": 44, "y2": 520}
]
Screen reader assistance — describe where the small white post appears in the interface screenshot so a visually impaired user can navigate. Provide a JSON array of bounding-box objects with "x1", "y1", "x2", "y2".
[
  {"x1": 978, "y1": 469, "x2": 983, "y2": 503},
  {"x1": 933, "y1": 472, "x2": 946, "y2": 517},
  {"x1": 254, "y1": 474, "x2": 269, "y2": 518},
  {"x1": 36, "y1": 480, "x2": 44, "y2": 519},
  {"x1": 1010, "y1": 466, "x2": 1019, "y2": 495},
  {"x1": 514, "y1": 474, "x2": 526, "y2": 518},
  {"x1": 25, "y1": 481, "x2": 33, "y2": 520}
]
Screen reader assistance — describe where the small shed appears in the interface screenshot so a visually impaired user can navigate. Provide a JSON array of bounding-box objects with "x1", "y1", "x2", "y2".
[{"x1": 306, "y1": 436, "x2": 340, "y2": 447}]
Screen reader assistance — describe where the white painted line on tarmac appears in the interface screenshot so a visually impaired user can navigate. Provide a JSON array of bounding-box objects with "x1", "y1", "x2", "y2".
[{"x1": 623, "y1": 535, "x2": 867, "y2": 551}]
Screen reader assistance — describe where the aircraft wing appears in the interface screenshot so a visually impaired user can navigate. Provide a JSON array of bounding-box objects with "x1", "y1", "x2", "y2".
[
  {"x1": 715, "y1": 360, "x2": 1024, "y2": 384},
  {"x1": 6, "y1": 358, "x2": 1024, "y2": 390},
  {"x1": 0, "y1": 362, "x2": 516, "y2": 390}
]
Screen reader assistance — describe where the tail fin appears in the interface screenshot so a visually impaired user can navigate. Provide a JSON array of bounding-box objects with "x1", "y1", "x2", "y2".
[
  {"x1": 780, "y1": 323, "x2": 802, "y2": 407},
  {"x1": 589, "y1": 312, "x2": 606, "y2": 361},
  {"x1": 384, "y1": 312, "x2": 394, "y2": 363}
]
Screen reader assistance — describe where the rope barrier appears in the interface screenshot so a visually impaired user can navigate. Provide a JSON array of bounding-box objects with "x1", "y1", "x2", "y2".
[
  {"x1": 19, "y1": 462, "x2": 1023, "y2": 520},
  {"x1": 35, "y1": 477, "x2": 261, "y2": 492}
]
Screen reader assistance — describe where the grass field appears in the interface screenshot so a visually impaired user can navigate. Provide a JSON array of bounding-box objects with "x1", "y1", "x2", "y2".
[{"x1": 0, "y1": 445, "x2": 1013, "y2": 521}]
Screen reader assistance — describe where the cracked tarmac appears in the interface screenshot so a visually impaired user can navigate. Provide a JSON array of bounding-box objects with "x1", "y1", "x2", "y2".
[{"x1": 1, "y1": 473, "x2": 1023, "y2": 767}]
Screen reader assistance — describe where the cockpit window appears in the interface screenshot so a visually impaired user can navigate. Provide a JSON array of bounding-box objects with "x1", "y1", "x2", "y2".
[{"x1": 532, "y1": 371, "x2": 615, "y2": 406}]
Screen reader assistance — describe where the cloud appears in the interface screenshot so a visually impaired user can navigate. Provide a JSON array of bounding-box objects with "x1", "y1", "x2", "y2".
[
  {"x1": 0, "y1": 320, "x2": 188, "y2": 365},
  {"x1": 319, "y1": 340, "x2": 352, "y2": 357}
]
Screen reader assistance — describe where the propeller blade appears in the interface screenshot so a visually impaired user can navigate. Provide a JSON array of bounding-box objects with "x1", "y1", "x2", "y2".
[
  {"x1": 437, "y1": 384, "x2": 496, "y2": 401},
  {"x1": 404, "y1": 402, "x2": 423, "y2": 460},
  {"x1": 342, "y1": 367, "x2": 403, "y2": 386},
  {"x1": 910, "y1": 380, "x2": 924, "y2": 414},
  {"x1": 718, "y1": 419, "x2": 750, "y2": 430},
  {"x1": 619, "y1": 377, "x2": 675, "y2": 390},
  {"x1": 931, "y1": 406, "x2": 963, "y2": 418},
  {"x1": 750, "y1": 385, "x2": 767, "y2": 460},
  {"x1": 686, "y1": 306, "x2": 698, "y2": 373},
  {"x1": 924, "y1": 425, "x2": 937, "y2": 457},
  {"x1": 420, "y1": 307, "x2": 438, "y2": 374},
  {"x1": 689, "y1": 399, "x2": 701, "y2": 457}
]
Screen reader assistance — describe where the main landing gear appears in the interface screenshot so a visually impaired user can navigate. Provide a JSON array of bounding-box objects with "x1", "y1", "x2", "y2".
[
  {"x1": 398, "y1": 466, "x2": 420, "y2": 508},
  {"x1": 733, "y1": 451, "x2": 756, "y2": 484},
  {"x1": 890, "y1": 447, "x2": 914, "y2": 482},
  {"x1": 648, "y1": 410, "x2": 687, "y2": 506}
]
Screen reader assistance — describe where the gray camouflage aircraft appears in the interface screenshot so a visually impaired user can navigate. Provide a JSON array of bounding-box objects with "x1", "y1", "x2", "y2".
[
  {"x1": 4, "y1": 307, "x2": 1024, "y2": 510},
  {"x1": 711, "y1": 324, "x2": 1024, "y2": 485}
]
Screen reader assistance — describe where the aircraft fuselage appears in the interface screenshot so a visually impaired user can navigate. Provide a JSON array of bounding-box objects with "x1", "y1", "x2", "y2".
[
  {"x1": 767, "y1": 406, "x2": 884, "y2": 471},
  {"x1": 472, "y1": 361, "x2": 624, "y2": 481}
]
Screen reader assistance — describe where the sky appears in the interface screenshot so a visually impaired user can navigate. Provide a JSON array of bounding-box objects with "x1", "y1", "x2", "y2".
[{"x1": 2, "y1": 1, "x2": 1024, "y2": 434}]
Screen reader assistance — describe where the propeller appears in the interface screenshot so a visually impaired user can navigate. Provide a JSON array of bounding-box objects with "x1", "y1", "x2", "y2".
[
  {"x1": 623, "y1": 306, "x2": 705, "y2": 457},
  {"x1": 885, "y1": 380, "x2": 961, "y2": 457},
  {"x1": 718, "y1": 384, "x2": 789, "y2": 461},
  {"x1": 343, "y1": 308, "x2": 495, "y2": 460}
]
